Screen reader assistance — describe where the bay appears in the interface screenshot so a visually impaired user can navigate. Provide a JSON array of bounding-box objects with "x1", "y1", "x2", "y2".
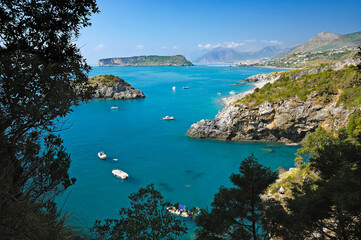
[{"x1": 58, "y1": 66, "x2": 299, "y2": 238}]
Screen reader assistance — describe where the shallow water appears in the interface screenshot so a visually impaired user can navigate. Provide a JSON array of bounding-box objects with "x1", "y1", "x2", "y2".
[{"x1": 57, "y1": 66, "x2": 299, "y2": 238}]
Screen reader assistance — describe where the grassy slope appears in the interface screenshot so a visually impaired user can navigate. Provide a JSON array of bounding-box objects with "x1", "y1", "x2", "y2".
[
  {"x1": 89, "y1": 75, "x2": 129, "y2": 87},
  {"x1": 237, "y1": 65, "x2": 361, "y2": 109}
]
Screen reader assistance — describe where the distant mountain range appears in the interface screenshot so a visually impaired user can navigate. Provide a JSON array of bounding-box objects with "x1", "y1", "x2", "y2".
[
  {"x1": 261, "y1": 30, "x2": 361, "y2": 68},
  {"x1": 195, "y1": 46, "x2": 294, "y2": 64},
  {"x1": 195, "y1": 31, "x2": 361, "y2": 65}
]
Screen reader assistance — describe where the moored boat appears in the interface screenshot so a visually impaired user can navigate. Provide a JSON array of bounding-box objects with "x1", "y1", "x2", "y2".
[
  {"x1": 111, "y1": 106, "x2": 119, "y2": 109},
  {"x1": 163, "y1": 116, "x2": 175, "y2": 120},
  {"x1": 98, "y1": 151, "x2": 107, "y2": 160},
  {"x1": 182, "y1": 86, "x2": 189, "y2": 89},
  {"x1": 167, "y1": 204, "x2": 190, "y2": 217},
  {"x1": 112, "y1": 169, "x2": 129, "y2": 179}
]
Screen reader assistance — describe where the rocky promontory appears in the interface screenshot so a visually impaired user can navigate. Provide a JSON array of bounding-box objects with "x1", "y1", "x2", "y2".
[
  {"x1": 188, "y1": 56, "x2": 361, "y2": 143},
  {"x1": 90, "y1": 75, "x2": 145, "y2": 100}
]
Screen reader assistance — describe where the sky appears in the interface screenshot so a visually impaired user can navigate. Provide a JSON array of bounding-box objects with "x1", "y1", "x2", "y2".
[{"x1": 76, "y1": 0, "x2": 361, "y2": 65}]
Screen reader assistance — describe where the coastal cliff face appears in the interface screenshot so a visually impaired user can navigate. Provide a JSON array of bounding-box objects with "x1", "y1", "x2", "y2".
[
  {"x1": 188, "y1": 96, "x2": 354, "y2": 143},
  {"x1": 90, "y1": 75, "x2": 145, "y2": 100},
  {"x1": 188, "y1": 57, "x2": 361, "y2": 143}
]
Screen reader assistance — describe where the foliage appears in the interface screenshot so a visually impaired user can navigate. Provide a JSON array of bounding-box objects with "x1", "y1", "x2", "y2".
[
  {"x1": 195, "y1": 154, "x2": 278, "y2": 240},
  {"x1": 240, "y1": 62, "x2": 361, "y2": 109},
  {"x1": 0, "y1": 0, "x2": 98, "y2": 239},
  {"x1": 266, "y1": 126, "x2": 361, "y2": 239},
  {"x1": 92, "y1": 184, "x2": 187, "y2": 239},
  {"x1": 89, "y1": 74, "x2": 128, "y2": 87},
  {"x1": 346, "y1": 109, "x2": 361, "y2": 141}
]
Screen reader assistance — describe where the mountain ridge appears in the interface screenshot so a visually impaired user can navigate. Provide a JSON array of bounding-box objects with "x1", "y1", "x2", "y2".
[{"x1": 195, "y1": 46, "x2": 292, "y2": 64}]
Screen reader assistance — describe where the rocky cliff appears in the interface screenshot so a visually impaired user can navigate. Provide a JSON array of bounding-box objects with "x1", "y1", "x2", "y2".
[
  {"x1": 188, "y1": 57, "x2": 361, "y2": 143},
  {"x1": 90, "y1": 75, "x2": 145, "y2": 100}
]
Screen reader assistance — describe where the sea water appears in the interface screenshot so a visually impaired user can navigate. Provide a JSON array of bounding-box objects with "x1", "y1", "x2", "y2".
[{"x1": 58, "y1": 66, "x2": 299, "y2": 238}]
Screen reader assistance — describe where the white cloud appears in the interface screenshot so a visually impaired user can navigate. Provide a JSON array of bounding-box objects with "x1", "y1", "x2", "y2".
[
  {"x1": 261, "y1": 40, "x2": 283, "y2": 45},
  {"x1": 198, "y1": 43, "x2": 213, "y2": 49},
  {"x1": 95, "y1": 43, "x2": 105, "y2": 50},
  {"x1": 225, "y1": 42, "x2": 245, "y2": 48},
  {"x1": 136, "y1": 44, "x2": 144, "y2": 50},
  {"x1": 172, "y1": 46, "x2": 178, "y2": 49},
  {"x1": 198, "y1": 42, "x2": 243, "y2": 49},
  {"x1": 270, "y1": 40, "x2": 282, "y2": 45},
  {"x1": 245, "y1": 39, "x2": 256, "y2": 43}
]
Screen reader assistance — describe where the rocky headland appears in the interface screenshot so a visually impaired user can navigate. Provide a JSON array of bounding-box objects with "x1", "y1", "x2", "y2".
[
  {"x1": 90, "y1": 75, "x2": 145, "y2": 100},
  {"x1": 188, "y1": 56, "x2": 361, "y2": 144}
]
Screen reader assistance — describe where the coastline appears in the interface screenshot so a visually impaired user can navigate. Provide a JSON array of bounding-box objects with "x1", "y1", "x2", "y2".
[{"x1": 221, "y1": 77, "x2": 278, "y2": 106}]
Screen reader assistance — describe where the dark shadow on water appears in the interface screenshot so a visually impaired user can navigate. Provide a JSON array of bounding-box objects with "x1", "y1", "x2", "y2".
[
  {"x1": 259, "y1": 148, "x2": 275, "y2": 154},
  {"x1": 185, "y1": 170, "x2": 204, "y2": 180},
  {"x1": 157, "y1": 183, "x2": 174, "y2": 192}
]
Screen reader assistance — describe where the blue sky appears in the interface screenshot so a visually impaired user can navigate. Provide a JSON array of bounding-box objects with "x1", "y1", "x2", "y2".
[{"x1": 77, "y1": 0, "x2": 361, "y2": 65}]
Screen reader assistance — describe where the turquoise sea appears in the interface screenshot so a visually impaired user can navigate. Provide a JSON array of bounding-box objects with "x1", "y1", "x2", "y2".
[{"x1": 58, "y1": 66, "x2": 299, "y2": 238}]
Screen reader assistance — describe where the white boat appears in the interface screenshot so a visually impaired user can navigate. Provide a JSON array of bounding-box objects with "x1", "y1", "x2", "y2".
[
  {"x1": 172, "y1": 86, "x2": 176, "y2": 90},
  {"x1": 217, "y1": 92, "x2": 222, "y2": 95},
  {"x1": 167, "y1": 205, "x2": 190, "y2": 218},
  {"x1": 163, "y1": 116, "x2": 175, "y2": 120},
  {"x1": 229, "y1": 90, "x2": 236, "y2": 95},
  {"x1": 112, "y1": 169, "x2": 129, "y2": 179},
  {"x1": 111, "y1": 106, "x2": 119, "y2": 109},
  {"x1": 182, "y1": 86, "x2": 189, "y2": 89},
  {"x1": 98, "y1": 151, "x2": 106, "y2": 160}
]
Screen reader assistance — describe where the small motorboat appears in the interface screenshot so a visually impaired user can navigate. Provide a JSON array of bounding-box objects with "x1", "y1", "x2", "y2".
[
  {"x1": 229, "y1": 90, "x2": 236, "y2": 95},
  {"x1": 172, "y1": 86, "x2": 176, "y2": 90},
  {"x1": 98, "y1": 151, "x2": 106, "y2": 160},
  {"x1": 217, "y1": 92, "x2": 222, "y2": 95},
  {"x1": 182, "y1": 86, "x2": 189, "y2": 89},
  {"x1": 112, "y1": 169, "x2": 129, "y2": 179},
  {"x1": 111, "y1": 106, "x2": 119, "y2": 109},
  {"x1": 167, "y1": 204, "x2": 191, "y2": 218},
  {"x1": 163, "y1": 116, "x2": 175, "y2": 120}
]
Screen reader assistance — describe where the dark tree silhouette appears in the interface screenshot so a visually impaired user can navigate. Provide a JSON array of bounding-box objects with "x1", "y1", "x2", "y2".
[
  {"x1": 195, "y1": 154, "x2": 278, "y2": 240},
  {"x1": 0, "y1": 1, "x2": 98, "y2": 239},
  {"x1": 92, "y1": 184, "x2": 188, "y2": 239}
]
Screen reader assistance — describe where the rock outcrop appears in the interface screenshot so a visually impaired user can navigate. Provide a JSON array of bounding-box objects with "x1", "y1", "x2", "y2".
[
  {"x1": 188, "y1": 95, "x2": 354, "y2": 143},
  {"x1": 188, "y1": 57, "x2": 361, "y2": 143},
  {"x1": 90, "y1": 75, "x2": 145, "y2": 100}
]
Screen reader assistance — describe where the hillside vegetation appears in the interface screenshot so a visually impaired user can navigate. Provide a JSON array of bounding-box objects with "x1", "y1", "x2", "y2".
[
  {"x1": 240, "y1": 64, "x2": 361, "y2": 109},
  {"x1": 89, "y1": 74, "x2": 129, "y2": 87}
]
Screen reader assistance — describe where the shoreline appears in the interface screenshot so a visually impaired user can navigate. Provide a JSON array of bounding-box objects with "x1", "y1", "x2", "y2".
[{"x1": 221, "y1": 77, "x2": 277, "y2": 106}]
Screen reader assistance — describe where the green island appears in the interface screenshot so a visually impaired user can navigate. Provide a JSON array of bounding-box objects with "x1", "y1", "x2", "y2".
[{"x1": 98, "y1": 55, "x2": 193, "y2": 66}]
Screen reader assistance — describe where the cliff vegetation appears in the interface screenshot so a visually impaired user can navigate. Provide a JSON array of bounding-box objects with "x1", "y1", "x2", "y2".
[
  {"x1": 89, "y1": 74, "x2": 129, "y2": 87},
  {"x1": 239, "y1": 64, "x2": 361, "y2": 109}
]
